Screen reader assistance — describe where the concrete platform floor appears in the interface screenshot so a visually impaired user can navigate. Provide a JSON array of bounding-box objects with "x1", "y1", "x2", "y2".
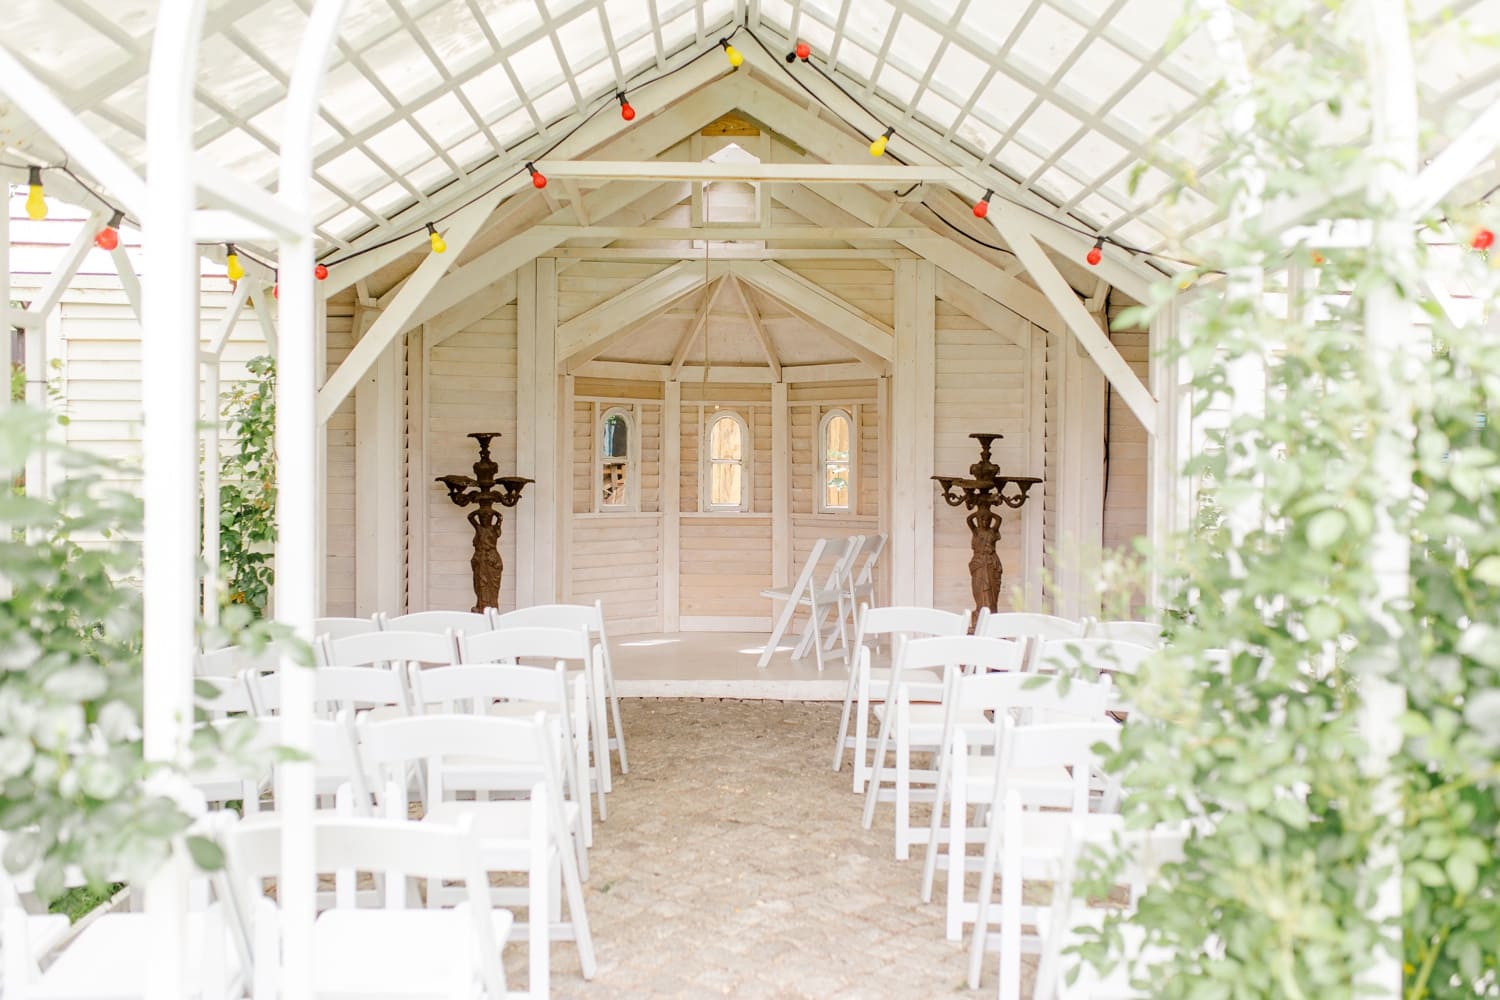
[
  {"x1": 521, "y1": 698, "x2": 1031, "y2": 999},
  {"x1": 610, "y1": 632, "x2": 858, "y2": 700}
]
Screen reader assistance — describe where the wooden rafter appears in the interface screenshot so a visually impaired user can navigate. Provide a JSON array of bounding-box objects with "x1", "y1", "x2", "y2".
[{"x1": 727, "y1": 276, "x2": 782, "y2": 381}]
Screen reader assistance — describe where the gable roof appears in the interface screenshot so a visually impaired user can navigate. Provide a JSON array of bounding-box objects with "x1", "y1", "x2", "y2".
[{"x1": 4, "y1": 0, "x2": 1498, "y2": 271}]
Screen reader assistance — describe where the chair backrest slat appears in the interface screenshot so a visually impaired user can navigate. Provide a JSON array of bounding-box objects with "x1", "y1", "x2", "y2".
[
  {"x1": 323, "y1": 629, "x2": 457, "y2": 668},
  {"x1": 380, "y1": 610, "x2": 492, "y2": 635},
  {"x1": 314, "y1": 616, "x2": 380, "y2": 641},
  {"x1": 459, "y1": 624, "x2": 591, "y2": 665},
  {"x1": 1084, "y1": 619, "x2": 1163, "y2": 647}
]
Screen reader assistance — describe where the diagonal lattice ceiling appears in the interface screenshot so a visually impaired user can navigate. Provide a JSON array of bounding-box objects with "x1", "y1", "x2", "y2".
[{"x1": 4, "y1": 0, "x2": 1499, "y2": 263}]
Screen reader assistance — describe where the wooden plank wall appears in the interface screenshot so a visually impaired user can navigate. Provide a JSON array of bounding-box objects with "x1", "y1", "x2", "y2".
[
  {"x1": 1104, "y1": 303, "x2": 1149, "y2": 553},
  {"x1": 1042, "y1": 331, "x2": 1062, "y2": 609},
  {"x1": 569, "y1": 377, "x2": 664, "y2": 634},
  {"x1": 421, "y1": 303, "x2": 519, "y2": 613},
  {"x1": 324, "y1": 292, "x2": 358, "y2": 614},
  {"x1": 932, "y1": 296, "x2": 1032, "y2": 616},
  {"x1": 678, "y1": 381, "x2": 773, "y2": 627},
  {"x1": 788, "y1": 379, "x2": 883, "y2": 618}
]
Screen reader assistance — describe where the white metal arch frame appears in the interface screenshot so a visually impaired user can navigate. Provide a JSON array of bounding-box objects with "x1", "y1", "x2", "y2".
[{"x1": 135, "y1": 0, "x2": 348, "y2": 995}]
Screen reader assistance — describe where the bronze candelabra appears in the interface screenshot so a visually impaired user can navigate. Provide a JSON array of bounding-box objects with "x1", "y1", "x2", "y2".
[
  {"x1": 933, "y1": 432, "x2": 1041, "y2": 627},
  {"x1": 436, "y1": 432, "x2": 532, "y2": 613}
]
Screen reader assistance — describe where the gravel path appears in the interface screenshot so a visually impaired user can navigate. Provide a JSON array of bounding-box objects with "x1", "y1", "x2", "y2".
[{"x1": 522, "y1": 698, "x2": 1017, "y2": 999}]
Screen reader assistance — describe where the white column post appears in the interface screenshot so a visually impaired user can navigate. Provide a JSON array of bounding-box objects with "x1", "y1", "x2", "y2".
[
  {"x1": 353, "y1": 335, "x2": 402, "y2": 616},
  {"x1": 277, "y1": 4, "x2": 350, "y2": 997},
  {"x1": 202, "y1": 358, "x2": 221, "y2": 624},
  {"x1": 1025, "y1": 325, "x2": 1046, "y2": 609},
  {"x1": 661, "y1": 379, "x2": 682, "y2": 631},
  {"x1": 771, "y1": 380, "x2": 790, "y2": 590},
  {"x1": 141, "y1": 1, "x2": 208, "y2": 994},
  {"x1": 515, "y1": 261, "x2": 538, "y2": 608},
  {"x1": 1360, "y1": 1, "x2": 1418, "y2": 993},
  {"x1": 891, "y1": 260, "x2": 935, "y2": 606}
]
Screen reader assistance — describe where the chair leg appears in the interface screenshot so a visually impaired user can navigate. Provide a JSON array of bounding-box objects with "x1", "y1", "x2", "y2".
[
  {"x1": 555, "y1": 823, "x2": 597, "y2": 980},
  {"x1": 861, "y1": 694, "x2": 897, "y2": 830},
  {"x1": 793, "y1": 595, "x2": 821, "y2": 659},
  {"x1": 592, "y1": 659, "x2": 612, "y2": 800},
  {"x1": 921, "y1": 736, "x2": 952, "y2": 904},
  {"x1": 851, "y1": 670, "x2": 870, "y2": 793},
  {"x1": 528, "y1": 847, "x2": 550, "y2": 998},
  {"x1": 602, "y1": 651, "x2": 628, "y2": 774},
  {"x1": 894, "y1": 702, "x2": 911, "y2": 861},
  {"x1": 945, "y1": 773, "x2": 968, "y2": 941},
  {"x1": 757, "y1": 596, "x2": 800, "y2": 668},
  {"x1": 833, "y1": 661, "x2": 859, "y2": 772}
]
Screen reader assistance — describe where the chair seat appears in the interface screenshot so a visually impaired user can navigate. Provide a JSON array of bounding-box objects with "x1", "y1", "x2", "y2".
[
  {"x1": 30, "y1": 912, "x2": 241, "y2": 998},
  {"x1": 13, "y1": 911, "x2": 71, "y2": 961},
  {"x1": 312, "y1": 908, "x2": 512, "y2": 998},
  {"x1": 872, "y1": 704, "x2": 987, "y2": 729},
  {"x1": 759, "y1": 585, "x2": 844, "y2": 604},
  {"x1": 425, "y1": 799, "x2": 581, "y2": 842}
]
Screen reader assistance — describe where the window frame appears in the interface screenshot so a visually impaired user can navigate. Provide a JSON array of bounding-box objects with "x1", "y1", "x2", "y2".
[
  {"x1": 817, "y1": 406, "x2": 856, "y2": 514},
  {"x1": 596, "y1": 405, "x2": 638, "y2": 513},
  {"x1": 701, "y1": 409, "x2": 751, "y2": 513}
]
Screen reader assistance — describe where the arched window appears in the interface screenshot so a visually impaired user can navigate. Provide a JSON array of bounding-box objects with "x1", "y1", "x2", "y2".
[
  {"x1": 598, "y1": 407, "x2": 634, "y2": 510},
  {"x1": 819, "y1": 408, "x2": 854, "y2": 513},
  {"x1": 703, "y1": 410, "x2": 750, "y2": 512}
]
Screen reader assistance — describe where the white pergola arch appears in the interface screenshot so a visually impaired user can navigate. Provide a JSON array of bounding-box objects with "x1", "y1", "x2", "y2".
[{"x1": 3, "y1": 1, "x2": 1499, "y2": 993}]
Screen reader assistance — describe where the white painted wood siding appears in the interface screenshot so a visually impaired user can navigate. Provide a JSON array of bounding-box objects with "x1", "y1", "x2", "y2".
[{"x1": 932, "y1": 296, "x2": 1033, "y2": 616}]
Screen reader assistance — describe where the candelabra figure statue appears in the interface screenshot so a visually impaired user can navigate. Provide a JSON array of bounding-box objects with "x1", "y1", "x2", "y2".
[
  {"x1": 436, "y1": 432, "x2": 532, "y2": 612},
  {"x1": 933, "y1": 433, "x2": 1041, "y2": 628}
]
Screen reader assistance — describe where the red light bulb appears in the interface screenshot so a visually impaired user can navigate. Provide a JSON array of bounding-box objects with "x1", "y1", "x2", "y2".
[
  {"x1": 973, "y1": 189, "x2": 992, "y2": 219},
  {"x1": 795, "y1": 41, "x2": 811, "y2": 60},
  {"x1": 1472, "y1": 228, "x2": 1494, "y2": 250},
  {"x1": 314, "y1": 263, "x2": 329, "y2": 280},
  {"x1": 617, "y1": 93, "x2": 636, "y2": 121},
  {"x1": 272, "y1": 283, "x2": 279, "y2": 299},
  {"x1": 527, "y1": 162, "x2": 547, "y2": 189},
  {"x1": 1086, "y1": 239, "x2": 1103, "y2": 266},
  {"x1": 94, "y1": 210, "x2": 124, "y2": 251}
]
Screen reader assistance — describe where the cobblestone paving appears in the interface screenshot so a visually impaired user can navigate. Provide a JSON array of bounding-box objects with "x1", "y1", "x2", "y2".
[{"x1": 520, "y1": 698, "x2": 1027, "y2": 999}]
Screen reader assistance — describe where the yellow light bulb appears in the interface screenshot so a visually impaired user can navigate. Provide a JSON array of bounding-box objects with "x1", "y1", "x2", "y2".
[
  {"x1": 25, "y1": 167, "x2": 47, "y2": 220},
  {"x1": 869, "y1": 128, "x2": 893, "y2": 157},
  {"x1": 430, "y1": 229, "x2": 447, "y2": 254},
  {"x1": 225, "y1": 249, "x2": 245, "y2": 282},
  {"x1": 719, "y1": 39, "x2": 744, "y2": 67}
]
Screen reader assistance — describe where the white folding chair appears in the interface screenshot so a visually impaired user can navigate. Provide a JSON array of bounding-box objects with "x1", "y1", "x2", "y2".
[
  {"x1": 3, "y1": 829, "x2": 242, "y2": 1000},
  {"x1": 313, "y1": 616, "x2": 380, "y2": 641},
  {"x1": 846, "y1": 533, "x2": 888, "y2": 624},
  {"x1": 757, "y1": 536, "x2": 863, "y2": 670},
  {"x1": 458, "y1": 625, "x2": 605, "y2": 827},
  {"x1": 1082, "y1": 619, "x2": 1163, "y2": 648},
  {"x1": 1033, "y1": 820, "x2": 1189, "y2": 1000},
  {"x1": 380, "y1": 610, "x2": 493, "y2": 639},
  {"x1": 975, "y1": 611, "x2": 1085, "y2": 670},
  {"x1": 320, "y1": 629, "x2": 459, "y2": 670},
  {"x1": 1033, "y1": 638, "x2": 1156, "y2": 713},
  {"x1": 357, "y1": 713, "x2": 596, "y2": 996},
  {"x1": 966, "y1": 720, "x2": 1124, "y2": 999},
  {"x1": 195, "y1": 645, "x2": 279, "y2": 718},
  {"x1": 222, "y1": 814, "x2": 510, "y2": 999},
  {"x1": 189, "y1": 716, "x2": 281, "y2": 814},
  {"x1": 921, "y1": 671, "x2": 1116, "y2": 940},
  {"x1": 0, "y1": 869, "x2": 75, "y2": 990},
  {"x1": 832, "y1": 605, "x2": 968, "y2": 792},
  {"x1": 794, "y1": 534, "x2": 866, "y2": 667},
  {"x1": 860, "y1": 635, "x2": 1025, "y2": 860},
  {"x1": 490, "y1": 601, "x2": 628, "y2": 787}
]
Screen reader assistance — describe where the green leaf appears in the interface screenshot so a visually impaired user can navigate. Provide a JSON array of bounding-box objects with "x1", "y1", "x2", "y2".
[
  {"x1": 185, "y1": 835, "x2": 225, "y2": 872},
  {"x1": 1305, "y1": 509, "x2": 1347, "y2": 550},
  {"x1": 1445, "y1": 854, "x2": 1478, "y2": 895}
]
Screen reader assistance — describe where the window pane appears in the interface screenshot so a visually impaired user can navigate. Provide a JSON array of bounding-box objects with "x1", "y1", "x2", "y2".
[
  {"x1": 825, "y1": 463, "x2": 849, "y2": 509},
  {"x1": 602, "y1": 414, "x2": 629, "y2": 458},
  {"x1": 824, "y1": 414, "x2": 850, "y2": 462},
  {"x1": 711, "y1": 462, "x2": 742, "y2": 507},
  {"x1": 601, "y1": 461, "x2": 627, "y2": 507},
  {"x1": 710, "y1": 415, "x2": 742, "y2": 461}
]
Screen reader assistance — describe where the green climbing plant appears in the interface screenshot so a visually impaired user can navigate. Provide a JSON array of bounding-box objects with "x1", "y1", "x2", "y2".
[
  {"x1": 217, "y1": 355, "x2": 277, "y2": 616},
  {"x1": 1061, "y1": 4, "x2": 1500, "y2": 999}
]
